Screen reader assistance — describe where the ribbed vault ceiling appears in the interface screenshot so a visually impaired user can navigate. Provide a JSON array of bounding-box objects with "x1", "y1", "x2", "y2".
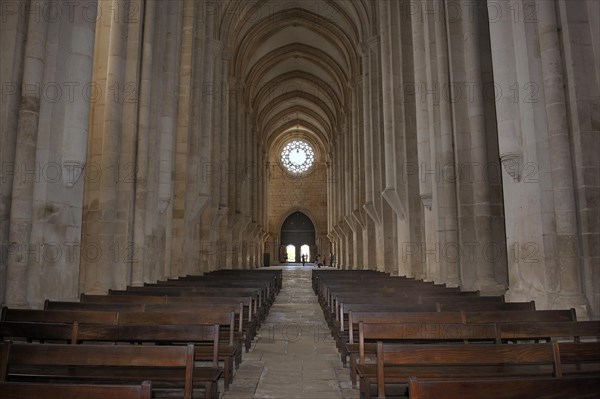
[{"x1": 218, "y1": 0, "x2": 373, "y2": 158}]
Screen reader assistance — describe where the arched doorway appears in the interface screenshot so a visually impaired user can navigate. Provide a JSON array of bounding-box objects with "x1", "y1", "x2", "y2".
[{"x1": 280, "y1": 212, "x2": 316, "y2": 263}]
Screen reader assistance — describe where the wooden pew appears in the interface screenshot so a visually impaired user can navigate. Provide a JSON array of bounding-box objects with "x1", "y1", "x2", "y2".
[
  {"x1": 363, "y1": 341, "x2": 600, "y2": 399},
  {"x1": 202, "y1": 269, "x2": 283, "y2": 293},
  {"x1": 346, "y1": 319, "x2": 497, "y2": 387},
  {"x1": 498, "y1": 321, "x2": 600, "y2": 342},
  {"x1": 334, "y1": 301, "x2": 535, "y2": 356},
  {"x1": 0, "y1": 319, "x2": 228, "y2": 394},
  {"x1": 407, "y1": 376, "x2": 600, "y2": 399},
  {"x1": 1, "y1": 342, "x2": 199, "y2": 399},
  {"x1": 325, "y1": 295, "x2": 508, "y2": 332},
  {"x1": 99, "y1": 289, "x2": 264, "y2": 328},
  {"x1": 345, "y1": 310, "x2": 577, "y2": 388},
  {"x1": 341, "y1": 311, "x2": 465, "y2": 375},
  {"x1": 155, "y1": 279, "x2": 275, "y2": 304},
  {"x1": 0, "y1": 380, "x2": 152, "y2": 399},
  {"x1": 116, "y1": 311, "x2": 237, "y2": 390},
  {"x1": 1, "y1": 308, "x2": 117, "y2": 324},
  {"x1": 75, "y1": 322, "x2": 224, "y2": 395},
  {"x1": 1, "y1": 308, "x2": 238, "y2": 391},
  {"x1": 1, "y1": 321, "x2": 74, "y2": 344},
  {"x1": 78, "y1": 295, "x2": 258, "y2": 350},
  {"x1": 44, "y1": 300, "x2": 145, "y2": 312}
]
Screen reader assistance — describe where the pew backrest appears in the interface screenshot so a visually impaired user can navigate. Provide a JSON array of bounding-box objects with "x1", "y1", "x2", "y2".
[{"x1": 0, "y1": 381, "x2": 153, "y2": 399}]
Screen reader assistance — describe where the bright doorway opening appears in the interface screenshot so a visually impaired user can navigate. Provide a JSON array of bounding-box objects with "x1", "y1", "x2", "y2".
[
  {"x1": 285, "y1": 245, "x2": 296, "y2": 262},
  {"x1": 300, "y1": 245, "x2": 310, "y2": 263}
]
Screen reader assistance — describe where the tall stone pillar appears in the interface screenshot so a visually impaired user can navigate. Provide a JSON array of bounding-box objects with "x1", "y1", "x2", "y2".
[
  {"x1": 488, "y1": 0, "x2": 584, "y2": 313},
  {"x1": 6, "y1": 0, "x2": 50, "y2": 306},
  {"x1": 411, "y1": 2, "x2": 439, "y2": 281},
  {"x1": 159, "y1": 0, "x2": 184, "y2": 280},
  {"x1": 557, "y1": 0, "x2": 600, "y2": 318},
  {"x1": 379, "y1": 0, "x2": 407, "y2": 277},
  {"x1": 131, "y1": 0, "x2": 157, "y2": 286},
  {"x1": 461, "y1": 0, "x2": 505, "y2": 294},
  {"x1": 171, "y1": 0, "x2": 196, "y2": 278},
  {"x1": 433, "y1": 1, "x2": 460, "y2": 286},
  {"x1": 537, "y1": 0, "x2": 588, "y2": 314},
  {"x1": 0, "y1": 0, "x2": 28, "y2": 305},
  {"x1": 487, "y1": 1, "x2": 523, "y2": 179},
  {"x1": 357, "y1": 52, "x2": 377, "y2": 271}
]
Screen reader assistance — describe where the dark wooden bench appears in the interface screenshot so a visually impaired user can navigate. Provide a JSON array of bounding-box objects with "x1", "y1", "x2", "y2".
[
  {"x1": 0, "y1": 380, "x2": 152, "y2": 399},
  {"x1": 334, "y1": 301, "x2": 535, "y2": 355},
  {"x1": 346, "y1": 309, "x2": 577, "y2": 387},
  {"x1": 44, "y1": 300, "x2": 145, "y2": 312},
  {"x1": 1, "y1": 308, "x2": 118, "y2": 324},
  {"x1": 116, "y1": 311, "x2": 237, "y2": 390},
  {"x1": 75, "y1": 322, "x2": 224, "y2": 394},
  {"x1": 325, "y1": 295, "x2": 507, "y2": 333},
  {"x1": 361, "y1": 341, "x2": 600, "y2": 399},
  {"x1": 1, "y1": 341, "x2": 200, "y2": 399},
  {"x1": 407, "y1": 375, "x2": 600, "y2": 399},
  {"x1": 1, "y1": 309, "x2": 236, "y2": 392},
  {"x1": 154, "y1": 279, "x2": 275, "y2": 304},
  {"x1": 346, "y1": 319, "x2": 497, "y2": 387},
  {"x1": 341, "y1": 311, "x2": 465, "y2": 375},
  {"x1": 498, "y1": 320, "x2": 600, "y2": 342},
  {"x1": 78, "y1": 295, "x2": 258, "y2": 350},
  {"x1": 1, "y1": 321, "x2": 75, "y2": 344}
]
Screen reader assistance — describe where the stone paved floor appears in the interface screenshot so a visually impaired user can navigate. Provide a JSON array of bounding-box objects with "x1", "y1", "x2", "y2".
[{"x1": 221, "y1": 266, "x2": 359, "y2": 399}]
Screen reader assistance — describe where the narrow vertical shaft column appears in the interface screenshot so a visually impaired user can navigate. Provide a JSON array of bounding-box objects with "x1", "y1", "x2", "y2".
[
  {"x1": 170, "y1": 0, "x2": 194, "y2": 277},
  {"x1": 411, "y1": 3, "x2": 437, "y2": 280},
  {"x1": 6, "y1": 0, "x2": 50, "y2": 306},
  {"x1": 219, "y1": 51, "x2": 231, "y2": 268},
  {"x1": 131, "y1": 0, "x2": 156, "y2": 286},
  {"x1": 433, "y1": 0, "x2": 459, "y2": 285},
  {"x1": 412, "y1": 4, "x2": 432, "y2": 208},
  {"x1": 379, "y1": 1, "x2": 406, "y2": 221},
  {"x1": 359, "y1": 45, "x2": 376, "y2": 269},
  {"x1": 159, "y1": 0, "x2": 183, "y2": 278},
  {"x1": 360, "y1": 42, "x2": 375, "y2": 211},
  {"x1": 537, "y1": 0, "x2": 587, "y2": 312}
]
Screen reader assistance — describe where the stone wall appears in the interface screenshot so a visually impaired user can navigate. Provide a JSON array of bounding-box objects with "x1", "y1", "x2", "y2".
[{"x1": 266, "y1": 160, "x2": 329, "y2": 265}]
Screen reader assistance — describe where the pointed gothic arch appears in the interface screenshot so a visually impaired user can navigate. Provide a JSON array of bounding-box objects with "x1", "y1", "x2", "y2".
[{"x1": 279, "y1": 211, "x2": 316, "y2": 263}]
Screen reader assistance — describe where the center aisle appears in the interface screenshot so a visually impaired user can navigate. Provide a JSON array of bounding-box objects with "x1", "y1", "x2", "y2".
[{"x1": 222, "y1": 266, "x2": 358, "y2": 399}]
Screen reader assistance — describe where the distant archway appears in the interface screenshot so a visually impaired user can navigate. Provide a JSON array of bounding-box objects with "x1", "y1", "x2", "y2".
[{"x1": 280, "y1": 211, "x2": 316, "y2": 263}]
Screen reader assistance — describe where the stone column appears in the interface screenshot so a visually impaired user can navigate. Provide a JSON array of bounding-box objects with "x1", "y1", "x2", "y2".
[
  {"x1": 219, "y1": 50, "x2": 231, "y2": 268},
  {"x1": 411, "y1": 2, "x2": 439, "y2": 281},
  {"x1": 0, "y1": 1, "x2": 27, "y2": 304},
  {"x1": 462, "y1": 0, "x2": 505, "y2": 294},
  {"x1": 6, "y1": 0, "x2": 50, "y2": 306},
  {"x1": 537, "y1": 0, "x2": 588, "y2": 313},
  {"x1": 170, "y1": 0, "x2": 195, "y2": 278},
  {"x1": 186, "y1": 1, "x2": 212, "y2": 274},
  {"x1": 131, "y1": 0, "x2": 157, "y2": 286},
  {"x1": 379, "y1": 0, "x2": 407, "y2": 222},
  {"x1": 61, "y1": 1, "x2": 96, "y2": 189},
  {"x1": 433, "y1": 1, "x2": 460, "y2": 286},
  {"x1": 487, "y1": 0, "x2": 523, "y2": 180},
  {"x1": 557, "y1": 0, "x2": 600, "y2": 318},
  {"x1": 159, "y1": 0, "x2": 183, "y2": 279}
]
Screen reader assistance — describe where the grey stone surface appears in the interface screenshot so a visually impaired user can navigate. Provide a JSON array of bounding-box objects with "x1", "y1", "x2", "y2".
[{"x1": 222, "y1": 267, "x2": 352, "y2": 399}]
